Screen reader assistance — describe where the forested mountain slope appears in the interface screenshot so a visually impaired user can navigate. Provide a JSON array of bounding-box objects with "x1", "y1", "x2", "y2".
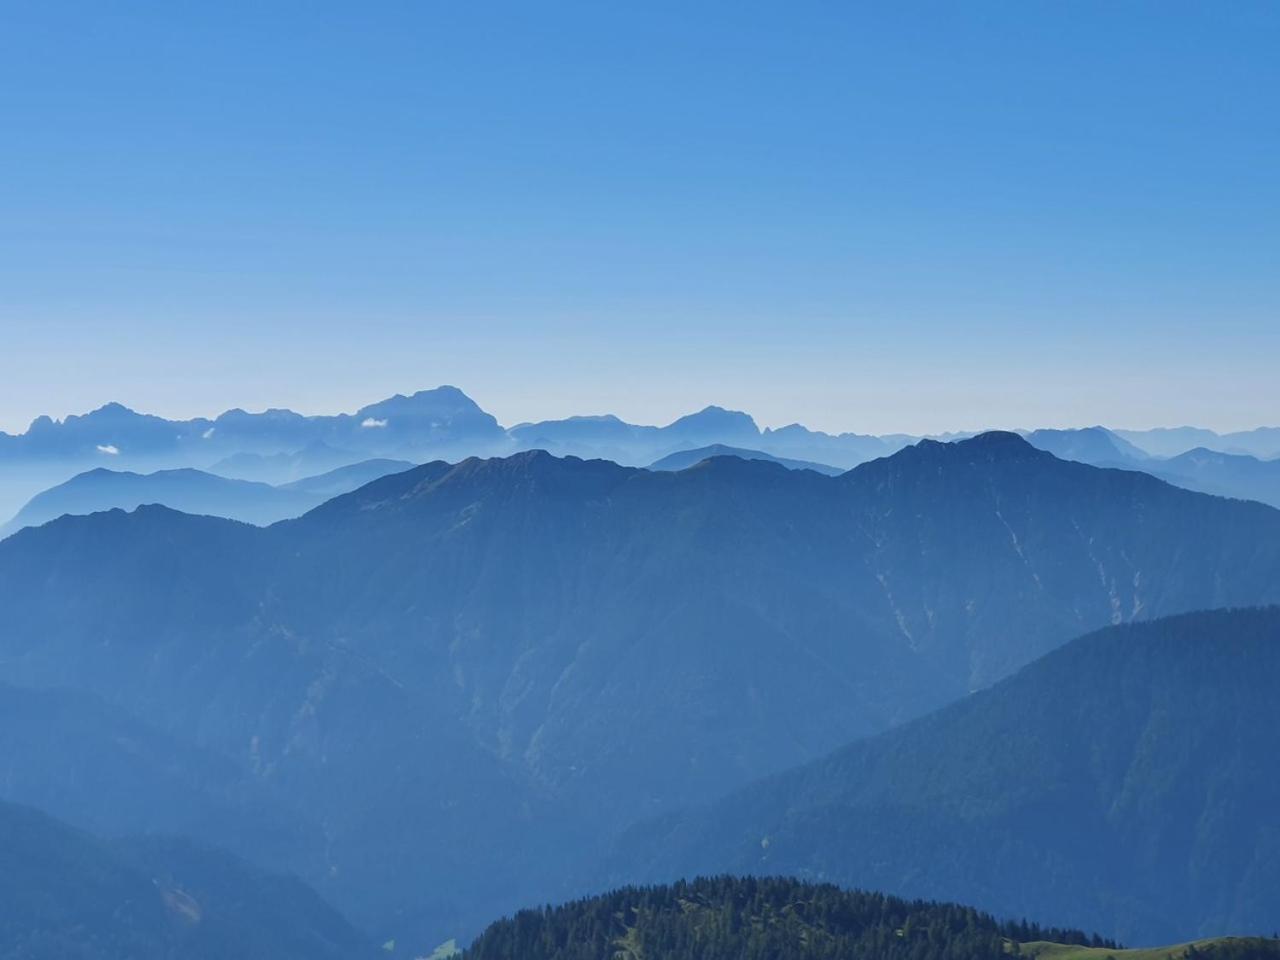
[{"x1": 611, "y1": 608, "x2": 1280, "y2": 945}]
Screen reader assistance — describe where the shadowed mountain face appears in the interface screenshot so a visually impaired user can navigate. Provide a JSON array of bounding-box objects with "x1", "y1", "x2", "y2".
[
  {"x1": 610, "y1": 608, "x2": 1280, "y2": 946},
  {"x1": 0, "y1": 800, "x2": 374, "y2": 960},
  {"x1": 3, "y1": 436, "x2": 1280, "y2": 945},
  {"x1": 0, "y1": 684, "x2": 324, "y2": 873}
]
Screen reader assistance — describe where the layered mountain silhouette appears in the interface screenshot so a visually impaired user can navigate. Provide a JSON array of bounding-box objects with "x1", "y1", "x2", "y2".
[
  {"x1": 3, "y1": 435, "x2": 1280, "y2": 945},
  {"x1": 647, "y1": 444, "x2": 842, "y2": 474},
  {"x1": 1141, "y1": 448, "x2": 1280, "y2": 510},
  {"x1": 4, "y1": 386, "x2": 1279, "y2": 520},
  {"x1": 1023, "y1": 426, "x2": 1150, "y2": 464},
  {"x1": 0, "y1": 799, "x2": 373, "y2": 960},
  {"x1": 0, "y1": 458, "x2": 414, "y2": 538},
  {"x1": 0, "y1": 386, "x2": 502, "y2": 464},
  {"x1": 1020, "y1": 428, "x2": 1280, "y2": 509},
  {"x1": 611, "y1": 607, "x2": 1280, "y2": 945},
  {"x1": 1115, "y1": 426, "x2": 1280, "y2": 459}
]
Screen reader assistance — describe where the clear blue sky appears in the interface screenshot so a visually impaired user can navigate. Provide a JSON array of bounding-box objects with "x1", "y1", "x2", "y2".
[{"x1": 1, "y1": 1, "x2": 1276, "y2": 435}]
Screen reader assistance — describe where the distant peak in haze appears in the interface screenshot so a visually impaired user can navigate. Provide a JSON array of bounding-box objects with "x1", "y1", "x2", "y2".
[
  {"x1": 91, "y1": 401, "x2": 135, "y2": 415},
  {"x1": 665, "y1": 405, "x2": 760, "y2": 437}
]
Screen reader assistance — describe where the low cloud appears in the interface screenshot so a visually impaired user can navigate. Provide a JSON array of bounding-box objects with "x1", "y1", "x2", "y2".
[
  {"x1": 202, "y1": 427, "x2": 215, "y2": 439},
  {"x1": 361, "y1": 417, "x2": 388, "y2": 428},
  {"x1": 97, "y1": 444, "x2": 120, "y2": 455}
]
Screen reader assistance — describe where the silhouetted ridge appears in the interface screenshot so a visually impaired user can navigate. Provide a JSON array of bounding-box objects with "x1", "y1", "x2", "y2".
[
  {"x1": 927, "y1": 430, "x2": 1049, "y2": 463},
  {"x1": 461, "y1": 875, "x2": 1116, "y2": 960},
  {"x1": 436, "y1": 449, "x2": 637, "y2": 500},
  {"x1": 300, "y1": 459, "x2": 454, "y2": 519}
]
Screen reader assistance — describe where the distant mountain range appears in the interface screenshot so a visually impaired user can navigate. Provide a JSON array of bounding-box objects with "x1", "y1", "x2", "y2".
[
  {"x1": 1114, "y1": 426, "x2": 1280, "y2": 459},
  {"x1": 0, "y1": 386, "x2": 503, "y2": 464},
  {"x1": 4, "y1": 386, "x2": 1277, "y2": 520},
  {"x1": 612, "y1": 607, "x2": 1280, "y2": 946},
  {"x1": 0, "y1": 458, "x2": 414, "y2": 538},
  {"x1": 3, "y1": 435, "x2": 1280, "y2": 947},
  {"x1": 1018, "y1": 427, "x2": 1280, "y2": 510}
]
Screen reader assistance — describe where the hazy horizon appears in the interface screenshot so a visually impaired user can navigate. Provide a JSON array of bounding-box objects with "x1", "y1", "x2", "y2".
[
  {"x1": 3, "y1": 2, "x2": 1277, "y2": 438},
  {"x1": 1, "y1": 380, "x2": 1276, "y2": 440}
]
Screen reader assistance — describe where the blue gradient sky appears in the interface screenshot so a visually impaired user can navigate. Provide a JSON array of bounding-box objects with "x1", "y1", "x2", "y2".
[{"x1": 1, "y1": 1, "x2": 1277, "y2": 435}]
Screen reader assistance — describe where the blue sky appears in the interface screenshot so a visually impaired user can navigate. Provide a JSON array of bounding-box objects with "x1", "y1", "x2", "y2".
[{"x1": 1, "y1": 1, "x2": 1276, "y2": 435}]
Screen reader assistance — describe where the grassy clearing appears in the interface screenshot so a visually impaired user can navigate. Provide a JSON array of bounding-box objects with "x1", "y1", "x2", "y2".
[{"x1": 1017, "y1": 938, "x2": 1279, "y2": 960}]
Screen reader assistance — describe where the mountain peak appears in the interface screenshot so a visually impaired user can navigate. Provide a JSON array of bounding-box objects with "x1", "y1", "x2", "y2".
[
  {"x1": 354, "y1": 386, "x2": 503, "y2": 439},
  {"x1": 76, "y1": 401, "x2": 145, "y2": 422},
  {"x1": 962, "y1": 430, "x2": 1038, "y2": 452},
  {"x1": 664, "y1": 405, "x2": 760, "y2": 439}
]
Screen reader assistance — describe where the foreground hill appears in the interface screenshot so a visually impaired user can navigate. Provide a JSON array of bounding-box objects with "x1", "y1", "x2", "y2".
[
  {"x1": 612, "y1": 608, "x2": 1280, "y2": 944},
  {"x1": 0, "y1": 800, "x2": 373, "y2": 960},
  {"x1": 462, "y1": 876, "x2": 1102, "y2": 960},
  {"x1": 4, "y1": 437, "x2": 1280, "y2": 943},
  {"x1": 463, "y1": 875, "x2": 1280, "y2": 960}
]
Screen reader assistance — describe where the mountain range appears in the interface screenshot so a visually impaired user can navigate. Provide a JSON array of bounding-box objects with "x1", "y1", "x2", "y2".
[
  {"x1": 4, "y1": 386, "x2": 1278, "y2": 520},
  {"x1": 3, "y1": 434, "x2": 1280, "y2": 948},
  {"x1": 0, "y1": 458, "x2": 414, "y2": 538}
]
